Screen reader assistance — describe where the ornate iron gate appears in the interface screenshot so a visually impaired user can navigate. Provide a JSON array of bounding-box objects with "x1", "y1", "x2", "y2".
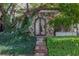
[{"x1": 34, "y1": 16, "x2": 46, "y2": 36}]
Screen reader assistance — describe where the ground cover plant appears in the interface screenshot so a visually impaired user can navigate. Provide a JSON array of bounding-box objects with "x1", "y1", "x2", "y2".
[{"x1": 46, "y1": 36, "x2": 79, "y2": 56}]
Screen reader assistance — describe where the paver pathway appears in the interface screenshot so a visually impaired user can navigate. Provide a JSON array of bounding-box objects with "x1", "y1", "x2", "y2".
[{"x1": 34, "y1": 36, "x2": 47, "y2": 56}]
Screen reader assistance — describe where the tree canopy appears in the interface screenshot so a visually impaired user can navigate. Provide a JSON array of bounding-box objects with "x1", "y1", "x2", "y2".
[{"x1": 0, "y1": 3, "x2": 79, "y2": 32}]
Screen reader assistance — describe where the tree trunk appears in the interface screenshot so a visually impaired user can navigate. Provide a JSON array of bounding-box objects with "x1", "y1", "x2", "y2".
[{"x1": 0, "y1": 4, "x2": 5, "y2": 32}]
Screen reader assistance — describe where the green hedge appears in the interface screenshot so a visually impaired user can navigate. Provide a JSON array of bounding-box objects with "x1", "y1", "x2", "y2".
[
  {"x1": 0, "y1": 32, "x2": 36, "y2": 55},
  {"x1": 46, "y1": 37, "x2": 79, "y2": 56}
]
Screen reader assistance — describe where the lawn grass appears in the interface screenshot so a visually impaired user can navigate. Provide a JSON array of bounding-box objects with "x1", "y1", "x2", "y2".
[{"x1": 46, "y1": 36, "x2": 79, "y2": 56}]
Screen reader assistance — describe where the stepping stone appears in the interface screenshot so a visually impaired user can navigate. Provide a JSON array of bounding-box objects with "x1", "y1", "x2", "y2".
[
  {"x1": 35, "y1": 46, "x2": 47, "y2": 53},
  {"x1": 36, "y1": 42, "x2": 44, "y2": 46},
  {"x1": 35, "y1": 53, "x2": 46, "y2": 56},
  {"x1": 35, "y1": 45, "x2": 46, "y2": 50},
  {"x1": 35, "y1": 36, "x2": 47, "y2": 56}
]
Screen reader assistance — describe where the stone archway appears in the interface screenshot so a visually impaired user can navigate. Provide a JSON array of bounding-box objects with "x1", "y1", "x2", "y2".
[
  {"x1": 29, "y1": 10, "x2": 59, "y2": 37},
  {"x1": 34, "y1": 16, "x2": 46, "y2": 36}
]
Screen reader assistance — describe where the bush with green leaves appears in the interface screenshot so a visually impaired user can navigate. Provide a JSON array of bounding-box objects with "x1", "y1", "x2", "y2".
[
  {"x1": 0, "y1": 30, "x2": 36, "y2": 55},
  {"x1": 46, "y1": 36, "x2": 79, "y2": 56},
  {"x1": 48, "y1": 15, "x2": 72, "y2": 31}
]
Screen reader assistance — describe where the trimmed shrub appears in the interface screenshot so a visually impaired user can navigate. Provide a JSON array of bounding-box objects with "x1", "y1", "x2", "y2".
[{"x1": 46, "y1": 36, "x2": 79, "y2": 56}]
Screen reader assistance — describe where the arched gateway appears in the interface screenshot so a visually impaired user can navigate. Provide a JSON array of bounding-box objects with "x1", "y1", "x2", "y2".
[
  {"x1": 29, "y1": 10, "x2": 59, "y2": 36},
  {"x1": 34, "y1": 15, "x2": 46, "y2": 36}
]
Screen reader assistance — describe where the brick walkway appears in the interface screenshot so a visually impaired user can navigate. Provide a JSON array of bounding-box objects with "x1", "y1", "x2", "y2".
[{"x1": 34, "y1": 36, "x2": 47, "y2": 56}]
